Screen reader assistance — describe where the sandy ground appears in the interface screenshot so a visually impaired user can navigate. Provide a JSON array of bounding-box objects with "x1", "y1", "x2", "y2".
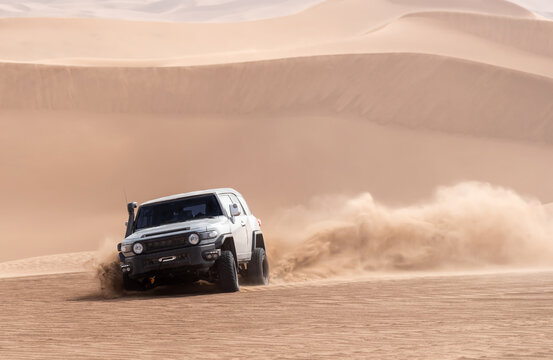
[{"x1": 1, "y1": 269, "x2": 552, "y2": 359}]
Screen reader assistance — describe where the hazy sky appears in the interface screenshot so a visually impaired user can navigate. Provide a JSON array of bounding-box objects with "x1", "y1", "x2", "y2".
[
  {"x1": 508, "y1": 0, "x2": 553, "y2": 18},
  {"x1": 0, "y1": 0, "x2": 550, "y2": 22},
  {"x1": 0, "y1": 0, "x2": 323, "y2": 22}
]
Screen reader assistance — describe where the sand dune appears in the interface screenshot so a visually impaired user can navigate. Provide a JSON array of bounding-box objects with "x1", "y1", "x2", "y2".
[
  {"x1": 0, "y1": 252, "x2": 93, "y2": 278},
  {"x1": 1, "y1": 0, "x2": 552, "y2": 149},
  {"x1": 348, "y1": 11, "x2": 553, "y2": 79},
  {"x1": 391, "y1": 0, "x2": 535, "y2": 17},
  {"x1": 0, "y1": 0, "x2": 542, "y2": 64},
  {"x1": 1, "y1": 54, "x2": 552, "y2": 143},
  {"x1": 398, "y1": 11, "x2": 553, "y2": 58},
  {"x1": 3, "y1": 14, "x2": 551, "y2": 84},
  {"x1": 1, "y1": 9, "x2": 549, "y2": 84}
]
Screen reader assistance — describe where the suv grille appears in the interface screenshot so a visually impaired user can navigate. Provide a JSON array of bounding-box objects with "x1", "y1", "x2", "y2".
[{"x1": 142, "y1": 233, "x2": 194, "y2": 254}]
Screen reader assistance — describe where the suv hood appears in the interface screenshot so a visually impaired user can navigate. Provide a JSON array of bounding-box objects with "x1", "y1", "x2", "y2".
[{"x1": 124, "y1": 216, "x2": 227, "y2": 243}]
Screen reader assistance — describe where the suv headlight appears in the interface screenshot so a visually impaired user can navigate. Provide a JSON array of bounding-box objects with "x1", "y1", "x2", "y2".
[
  {"x1": 188, "y1": 233, "x2": 200, "y2": 245},
  {"x1": 121, "y1": 244, "x2": 132, "y2": 253},
  {"x1": 133, "y1": 242, "x2": 144, "y2": 254}
]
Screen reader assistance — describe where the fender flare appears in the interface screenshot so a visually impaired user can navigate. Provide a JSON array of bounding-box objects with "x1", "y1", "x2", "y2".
[
  {"x1": 251, "y1": 231, "x2": 266, "y2": 253},
  {"x1": 216, "y1": 235, "x2": 238, "y2": 267}
]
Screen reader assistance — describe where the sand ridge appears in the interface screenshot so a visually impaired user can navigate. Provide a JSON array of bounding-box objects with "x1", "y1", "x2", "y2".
[
  {"x1": 0, "y1": 8, "x2": 546, "y2": 68},
  {"x1": 1, "y1": 54, "x2": 552, "y2": 140}
]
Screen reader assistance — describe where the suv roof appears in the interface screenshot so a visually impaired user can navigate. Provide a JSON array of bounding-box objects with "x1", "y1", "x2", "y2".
[{"x1": 141, "y1": 188, "x2": 242, "y2": 206}]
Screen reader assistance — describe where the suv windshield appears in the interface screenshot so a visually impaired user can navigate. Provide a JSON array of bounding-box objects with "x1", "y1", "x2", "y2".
[{"x1": 135, "y1": 194, "x2": 223, "y2": 230}]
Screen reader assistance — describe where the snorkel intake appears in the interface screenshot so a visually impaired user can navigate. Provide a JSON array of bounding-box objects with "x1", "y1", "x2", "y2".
[{"x1": 125, "y1": 202, "x2": 138, "y2": 237}]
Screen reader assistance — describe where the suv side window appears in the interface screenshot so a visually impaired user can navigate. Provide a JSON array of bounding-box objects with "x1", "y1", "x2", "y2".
[
  {"x1": 218, "y1": 195, "x2": 234, "y2": 217},
  {"x1": 228, "y1": 194, "x2": 247, "y2": 215}
]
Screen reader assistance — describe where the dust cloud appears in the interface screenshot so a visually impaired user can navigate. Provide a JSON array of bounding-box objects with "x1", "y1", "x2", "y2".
[
  {"x1": 93, "y1": 238, "x2": 123, "y2": 298},
  {"x1": 268, "y1": 182, "x2": 553, "y2": 280}
]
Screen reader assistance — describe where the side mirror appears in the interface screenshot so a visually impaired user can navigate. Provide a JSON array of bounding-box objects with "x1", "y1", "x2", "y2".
[
  {"x1": 229, "y1": 203, "x2": 241, "y2": 217},
  {"x1": 125, "y1": 221, "x2": 128, "y2": 227}
]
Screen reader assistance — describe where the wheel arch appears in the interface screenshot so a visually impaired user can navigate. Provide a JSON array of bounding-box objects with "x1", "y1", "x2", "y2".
[
  {"x1": 220, "y1": 236, "x2": 238, "y2": 267},
  {"x1": 252, "y1": 231, "x2": 266, "y2": 252}
]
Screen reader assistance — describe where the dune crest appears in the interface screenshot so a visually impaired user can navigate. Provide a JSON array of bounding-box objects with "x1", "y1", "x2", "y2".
[
  {"x1": 398, "y1": 11, "x2": 553, "y2": 58},
  {"x1": 389, "y1": 0, "x2": 536, "y2": 18}
]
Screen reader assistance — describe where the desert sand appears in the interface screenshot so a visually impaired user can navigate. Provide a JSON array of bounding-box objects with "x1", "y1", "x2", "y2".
[
  {"x1": 1, "y1": 270, "x2": 553, "y2": 359},
  {"x1": 1, "y1": 0, "x2": 553, "y2": 358}
]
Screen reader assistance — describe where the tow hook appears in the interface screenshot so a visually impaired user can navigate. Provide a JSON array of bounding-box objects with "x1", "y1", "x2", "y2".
[{"x1": 158, "y1": 256, "x2": 176, "y2": 263}]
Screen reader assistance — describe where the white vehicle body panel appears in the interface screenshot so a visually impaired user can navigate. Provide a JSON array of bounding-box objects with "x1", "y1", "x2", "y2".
[{"x1": 123, "y1": 188, "x2": 261, "y2": 262}]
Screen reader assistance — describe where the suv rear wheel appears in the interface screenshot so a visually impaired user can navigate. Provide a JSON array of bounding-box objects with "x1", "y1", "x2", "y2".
[
  {"x1": 217, "y1": 250, "x2": 240, "y2": 292},
  {"x1": 247, "y1": 248, "x2": 269, "y2": 285}
]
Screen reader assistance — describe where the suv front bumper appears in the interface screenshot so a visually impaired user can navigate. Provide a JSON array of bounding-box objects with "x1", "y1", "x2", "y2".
[{"x1": 121, "y1": 243, "x2": 220, "y2": 279}]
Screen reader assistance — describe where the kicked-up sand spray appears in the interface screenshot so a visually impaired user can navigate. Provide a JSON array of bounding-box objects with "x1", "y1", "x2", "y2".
[
  {"x1": 268, "y1": 182, "x2": 553, "y2": 280},
  {"x1": 95, "y1": 182, "x2": 553, "y2": 294}
]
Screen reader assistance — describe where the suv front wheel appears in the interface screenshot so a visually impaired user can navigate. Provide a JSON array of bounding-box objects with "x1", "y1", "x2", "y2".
[{"x1": 216, "y1": 250, "x2": 240, "y2": 292}]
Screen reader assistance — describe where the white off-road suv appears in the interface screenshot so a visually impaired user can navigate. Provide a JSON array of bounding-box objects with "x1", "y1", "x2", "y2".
[{"x1": 117, "y1": 188, "x2": 269, "y2": 292}]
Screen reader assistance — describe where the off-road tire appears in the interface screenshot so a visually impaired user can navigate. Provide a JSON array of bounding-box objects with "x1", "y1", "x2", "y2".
[
  {"x1": 247, "y1": 248, "x2": 270, "y2": 285},
  {"x1": 123, "y1": 273, "x2": 147, "y2": 291},
  {"x1": 217, "y1": 250, "x2": 240, "y2": 292}
]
